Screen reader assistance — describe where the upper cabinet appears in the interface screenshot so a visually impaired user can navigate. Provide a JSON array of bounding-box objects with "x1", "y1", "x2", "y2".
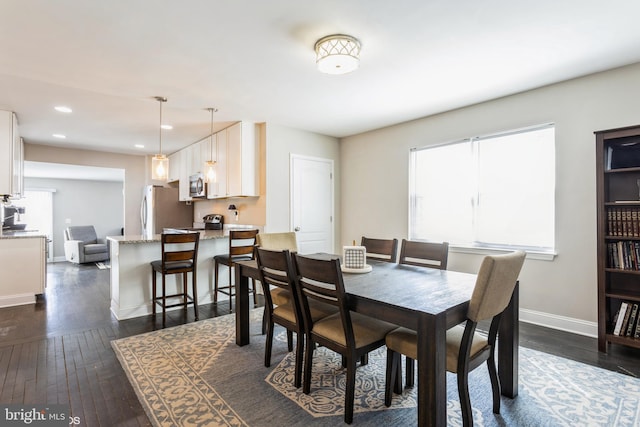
[
  {"x1": 0, "y1": 110, "x2": 23, "y2": 198},
  {"x1": 208, "y1": 122, "x2": 258, "y2": 199},
  {"x1": 168, "y1": 121, "x2": 259, "y2": 201}
]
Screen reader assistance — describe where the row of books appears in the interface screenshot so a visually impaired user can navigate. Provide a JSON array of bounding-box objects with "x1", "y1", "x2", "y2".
[
  {"x1": 612, "y1": 301, "x2": 640, "y2": 338},
  {"x1": 607, "y1": 241, "x2": 640, "y2": 270},
  {"x1": 607, "y1": 207, "x2": 640, "y2": 237}
]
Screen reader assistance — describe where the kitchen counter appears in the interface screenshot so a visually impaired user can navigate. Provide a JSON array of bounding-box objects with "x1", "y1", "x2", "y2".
[
  {"x1": 0, "y1": 234, "x2": 47, "y2": 307},
  {"x1": 107, "y1": 226, "x2": 261, "y2": 320}
]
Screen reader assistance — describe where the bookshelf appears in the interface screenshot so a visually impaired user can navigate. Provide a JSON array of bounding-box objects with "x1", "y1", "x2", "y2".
[{"x1": 596, "y1": 125, "x2": 640, "y2": 352}]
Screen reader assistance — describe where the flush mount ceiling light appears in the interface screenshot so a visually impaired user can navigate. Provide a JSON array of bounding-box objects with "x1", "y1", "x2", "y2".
[
  {"x1": 314, "y1": 34, "x2": 361, "y2": 75},
  {"x1": 151, "y1": 96, "x2": 168, "y2": 181}
]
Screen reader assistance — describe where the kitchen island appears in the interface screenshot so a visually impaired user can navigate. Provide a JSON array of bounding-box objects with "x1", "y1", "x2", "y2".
[
  {"x1": 0, "y1": 231, "x2": 47, "y2": 307},
  {"x1": 108, "y1": 230, "x2": 237, "y2": 320}
]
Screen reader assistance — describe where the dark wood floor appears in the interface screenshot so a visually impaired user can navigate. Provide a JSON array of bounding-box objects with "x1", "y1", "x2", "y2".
[{"x1": 0, "y1": 262, "x2": 638, "y2": 426}]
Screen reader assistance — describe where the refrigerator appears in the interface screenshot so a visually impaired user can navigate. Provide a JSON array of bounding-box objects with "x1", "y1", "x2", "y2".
[{"x1": 141, "y1": 186, "x2": 194, "y2": 235}]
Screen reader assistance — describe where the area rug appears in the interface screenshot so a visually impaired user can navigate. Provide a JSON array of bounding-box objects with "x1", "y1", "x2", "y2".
[{"x1": 112, "y1": 309, "x2": 640, "y2": 426}]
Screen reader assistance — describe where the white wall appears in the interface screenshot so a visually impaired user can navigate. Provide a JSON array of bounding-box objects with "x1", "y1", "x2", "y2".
[
  {"x1": 264, "y1": 124, "x2": 340, "y2": 247},
  {"x1": 25, "y1": 177, "x2": 123, "y2": 260},
  {"x1": 340, "y1": 62, "x2": 640, "y2": 336}
]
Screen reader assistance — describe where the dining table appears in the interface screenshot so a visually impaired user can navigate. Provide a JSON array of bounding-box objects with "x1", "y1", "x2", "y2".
[{"x1": 234, "y1": 257, "x2": 519, "y2": 427}]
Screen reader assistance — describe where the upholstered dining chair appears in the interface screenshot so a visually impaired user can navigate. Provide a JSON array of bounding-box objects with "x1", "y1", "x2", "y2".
[
  {"x1": 150, "y1": 231, "x2": 200, "y2": 328},
  {"x1": 214, "y1": 229, "x2": 259, "y2": 309},
  {"x1": 361, "y1": 236, "x2": 398, "y2": 263},
  {"x1": 384, "y1": 250, "x2": 526, "y2": 427},
  {"x1": 398, "y1": 239, "x2": 449, "y2": 269},
  {"x1": 256, "y1": 232, "x2": 299, "y2": 333},
  {"x1": 255, "y1": 247, "x2": 336, "y2": 388},
  {"x1": 293, "y1": 253, "x2": 397, "y2": 424}
]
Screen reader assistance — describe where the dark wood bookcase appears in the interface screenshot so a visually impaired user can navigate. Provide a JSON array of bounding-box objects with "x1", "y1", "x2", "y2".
[{"x1": 596, "y1": 125, "x2": 640, "y2": 352}]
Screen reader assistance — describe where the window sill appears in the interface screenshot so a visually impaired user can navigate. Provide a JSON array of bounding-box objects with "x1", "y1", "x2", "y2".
[{"x1": 449, "y1": 245, "x2": 556, "y2": 261}]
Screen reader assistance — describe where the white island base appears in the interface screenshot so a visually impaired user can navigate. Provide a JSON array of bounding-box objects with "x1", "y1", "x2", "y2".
[{"x1": 108, "y1": 231, "x2": 232, "y2": 320}]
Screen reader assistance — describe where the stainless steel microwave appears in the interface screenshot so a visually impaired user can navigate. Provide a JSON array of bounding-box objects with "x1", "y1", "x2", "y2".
[{"x1": 189, "y1": 173, "x2": 206, "y2": 198}]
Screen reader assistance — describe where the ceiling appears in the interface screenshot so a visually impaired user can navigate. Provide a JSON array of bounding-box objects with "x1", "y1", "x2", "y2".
[{"x1": 3, "y1": 1, "x2": 640, "y2": 160}]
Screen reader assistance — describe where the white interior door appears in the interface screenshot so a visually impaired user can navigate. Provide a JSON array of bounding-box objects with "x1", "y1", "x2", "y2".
[{"x1": 291, "y1": 155, "x2": 334, "y2": 254}]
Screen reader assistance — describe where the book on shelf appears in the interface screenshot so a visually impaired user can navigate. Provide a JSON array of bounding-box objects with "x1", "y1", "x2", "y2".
[
  {"x1": 635, "y1": 314, "x2": 640, "y2": 339},
  {"x1": 625, "y1": 303, "x2": 639, "y2": 336},
  {"x1": 613, "y1": 301, "x2": 629, "y2": 335},
  {"x1": 620, "y1": 302, "x2": 633, "y2": 335}
]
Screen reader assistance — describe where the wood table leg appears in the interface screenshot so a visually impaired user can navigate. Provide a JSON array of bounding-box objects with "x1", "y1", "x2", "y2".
[
  {"x1": 417, "y1": 313, "x2": 446, "y2": 427},
  {"x1": 498, "y1": 281, "x2": 519, "y2": 397},
  {"x1": 235, "y1": 263, "x2": 250, "y2": 346}
]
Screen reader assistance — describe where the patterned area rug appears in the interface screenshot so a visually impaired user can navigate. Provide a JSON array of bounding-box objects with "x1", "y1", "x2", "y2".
[{"x1": 112, "y1": 309, "x2": 640, "y2": 426}]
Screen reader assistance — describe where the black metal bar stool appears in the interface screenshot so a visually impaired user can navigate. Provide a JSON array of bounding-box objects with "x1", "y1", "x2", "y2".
[{"x1": 151, "y1": 231, "x2": 200, "y2": 327}]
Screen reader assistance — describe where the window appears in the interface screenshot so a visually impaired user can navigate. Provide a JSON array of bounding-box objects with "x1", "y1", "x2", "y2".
[{"x1": 409, "y1": 124, "x2": 555, "y2": 253}]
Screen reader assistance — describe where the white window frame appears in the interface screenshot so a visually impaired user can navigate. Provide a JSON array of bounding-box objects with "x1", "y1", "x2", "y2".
[{"x1": 409, "y1": 123, "x2": 556, "y2": 261}]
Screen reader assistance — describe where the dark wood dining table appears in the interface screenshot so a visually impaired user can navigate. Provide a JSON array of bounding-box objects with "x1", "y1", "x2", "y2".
[{"x1": 234, "y1": 257, "x2": 519, "y2": 427}]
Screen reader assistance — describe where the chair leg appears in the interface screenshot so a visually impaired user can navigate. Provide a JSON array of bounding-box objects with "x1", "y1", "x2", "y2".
[
  {"x1": 303, "y1": 338, "x2": 315, "y2": 395},
  {"x1": 228, "y1": 264, "x2": 233, "y2": 310},
  {"x1": 286, "y1": 330, "x2": 293, "y2": 352},
  {"x1": 161, "y1": 274, "x2": 167, "y2": 328},
  {"x1": 360, "y1": 353, "x2": 368, "y2": 365},
  {"x1": 192, "y1": 270, "x2": 199, "y2": 321},
  {"x1": 487, "y1": 356, "x2": 501, "y2": 414},
  {"x1": 406, "y1": 356, "x2": 415, "y2": 387},
  {"x1": 264, "y1": 314, "x2": 273, "y2": 368},
  {"x1": 213, "y1": 259, "x2": 219, "y2": 303},
  {"x1": 385, "y1": 348, "x2": 400, "y2": 407},
  {"x1": 251, "y1": 278, "x2": 258, "y2": 307},
  {"x1": 261, "y1": 309, "x2": 267, "y2": 335},
  {"x1": 457, "y1": 369, "x2": 473, "y2": 427},
  {"x1": 151, "y1": 268, "x2": 157, "y2": 317},
  {"x1": 182, "y1": 272, "x2": 188, "y2": 313},
  {"x1": 344, "y1": 355, "x2": 356, "y2": 424},
  {"x1": 294, "y1": 331, "x2": 304, "y2": 388}
]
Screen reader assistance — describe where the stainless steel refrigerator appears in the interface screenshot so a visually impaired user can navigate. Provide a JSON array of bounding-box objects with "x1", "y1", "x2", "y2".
[{"x1": 141, "y1": 186, "x2": 194, "y2": 235}]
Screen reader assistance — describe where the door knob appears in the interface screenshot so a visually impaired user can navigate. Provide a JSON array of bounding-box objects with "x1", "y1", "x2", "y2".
[{"x1": 294, "y1": 226, "x2": 300, "y2": 231}]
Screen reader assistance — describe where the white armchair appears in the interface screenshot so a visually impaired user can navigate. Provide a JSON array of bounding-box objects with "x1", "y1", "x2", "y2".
[{"x1": 64, "y1": 225, "x2": 109, "y2": 264}]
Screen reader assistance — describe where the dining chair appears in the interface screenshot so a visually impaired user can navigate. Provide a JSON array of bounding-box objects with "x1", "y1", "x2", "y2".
[
  {"x1": 150, "y1": 231, "x2": 200, "y2": 328},
  {"x1": 256, "y1": 247, "x2": 336, "y2": 388},
  {"x1": 256, "y1": 232, "x2": 299, "y2": 333},
  {"x1": 360, "y1": 236, "x2": 399, "y2": 263},
  {"x1": 214, "y1": 229, "x2": 259, "y2": 310},
  {"x1": 398, "y1": 239, "x2": 449, "y2": 269},
  {"x1": 395, "y1": 239, "x2": 450, "y2": 387},
  {"x1": 384, "y1": 250, "x2": 526, "y2": 427},
  {"x1": 292, "y1": 253, "x2": 397, "y2": 424}
]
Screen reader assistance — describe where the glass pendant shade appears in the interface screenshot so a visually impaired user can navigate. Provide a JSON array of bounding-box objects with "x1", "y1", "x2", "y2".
[
  {"x1": 205, "y1": 160, "x2": 216, "y2": 183},
  {"x1": 152, "y1": 154, "x2": 168, "y2": 180}
]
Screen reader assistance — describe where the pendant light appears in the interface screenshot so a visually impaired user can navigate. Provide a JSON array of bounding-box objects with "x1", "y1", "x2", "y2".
[
  {"x1": 204, "y1": 107, "x2": 218, "y2": 184},
  {"x1": 151, "y1": 96, "x2": 168, "y2": 181}
]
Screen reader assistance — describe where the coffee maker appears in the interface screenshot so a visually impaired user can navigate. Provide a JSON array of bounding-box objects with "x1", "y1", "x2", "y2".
[
  {"x1": 203, "y1": 214, "x2": 224, "y2": 230},
  {"x1": 2, "y1": 205, "x2": 26, "y2": 230}
]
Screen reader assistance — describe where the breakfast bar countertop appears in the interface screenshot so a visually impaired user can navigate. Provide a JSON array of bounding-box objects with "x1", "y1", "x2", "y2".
[
  {"x1": 108, "y1": 229, "x2": 227, "y2": 244},
  {"x1": 0, "y1": 230, "x2": 47, "y2": 240}
]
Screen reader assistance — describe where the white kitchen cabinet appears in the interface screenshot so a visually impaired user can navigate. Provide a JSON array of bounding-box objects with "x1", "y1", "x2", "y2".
[
  {"x1": 178, "y1": 147, "x2": 192, "y2": 202},
  {"x1": 226, "y1": 122, "x2": 258, "y2": 197},
  {"x1": 167, "y1": 151, "x2": 182, "y2": 182},
  {"x1": 0, "y1": 235, "x2": 46, "y2": 307},
  {"x1": 0, "y1": 110, "x2": 22, "y2": 197}
]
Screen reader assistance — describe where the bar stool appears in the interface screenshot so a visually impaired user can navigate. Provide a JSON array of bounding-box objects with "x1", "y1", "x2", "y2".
[
  {"x1": 151, "y1": 232, "x2": 200, "y2": 327},
  {"x1": 214, "y1": 229, "x2": 259, "y2": 310}
]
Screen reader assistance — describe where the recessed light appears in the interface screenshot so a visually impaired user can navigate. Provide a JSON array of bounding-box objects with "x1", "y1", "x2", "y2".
[
  {"x1": 52, "y1": 134, "x2": 66, "y2": 139},
  {"x1": 54, "y1": 106, "x2": 72, "y2": 113},
  {"x1": 161, "y1": 124, "x2": 173, "y2": 130},
  {"x1": 134, "y1": 144, "x2": 144, "y2": 149}
]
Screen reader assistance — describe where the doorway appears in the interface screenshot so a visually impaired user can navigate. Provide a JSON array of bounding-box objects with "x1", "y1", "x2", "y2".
[
  {"x1": 19, "y1": 189, "x2": 54, "y2": 261},
  {"x1": 290, "y1": 154, "x2": 334, "y2": 254}
]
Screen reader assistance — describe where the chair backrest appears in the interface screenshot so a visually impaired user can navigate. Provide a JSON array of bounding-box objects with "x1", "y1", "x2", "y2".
[
  {"x1": 161, "y1": 232, "x2": 200, "y2": 267},
  {"x1": 65, "y1": 225, "x2": 99, "y2": 244},
  {"x1": 255, "y1": 247, "x2": 299, "y2": 312},
  {"x1": 360, "y1": 236, "x2": 398, "y2": 263},
  {"x1": 292, "y1": 253, "x2": 355, "y2": 347},
  {"x1": 256, "y1": 232, "x2": 298, "y2": 252},
  {"x1": 468, "y1": 251, "x2": 526, "y2": 322},
  {"x1": 398, "y1": 239, "x2": 449, "y2": 269},
  {"x1": 228, "y1": 229, "x2": 259, "y2": 258}
]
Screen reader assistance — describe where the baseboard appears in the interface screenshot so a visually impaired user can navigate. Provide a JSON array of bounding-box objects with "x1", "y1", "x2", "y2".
[
  {"x1": 520, "y1": 308, "x2": 597, "y2": 338},
  {"x1": 0, "y1": 293, "x2": 36, "y2": 308}
]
